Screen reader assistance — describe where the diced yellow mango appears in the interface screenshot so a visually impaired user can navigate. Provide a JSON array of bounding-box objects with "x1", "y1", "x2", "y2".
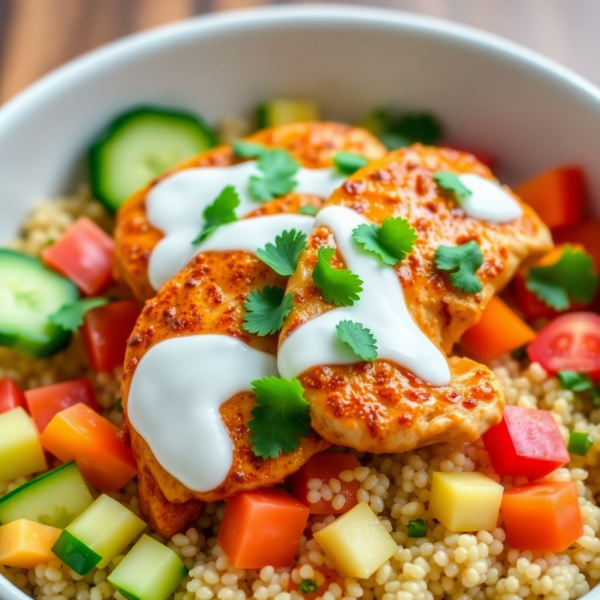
[
  {"x1": 313, "y1": 502, "x2": 397, "y2": 579},
  {"x1": 429, "y1": 472, "x2": 503, "y2": 532},
  {"x1": 0, "y1": 408, "x2": 47, "y2": 482},
  {"x1": 0, "y1": 519, "x2": 61, "y2": 569}
]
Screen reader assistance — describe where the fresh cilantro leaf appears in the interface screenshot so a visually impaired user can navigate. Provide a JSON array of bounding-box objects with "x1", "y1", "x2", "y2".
[
  {"x1": 526, "y1": 246, "x2": 599, "y2": 311},
  {"x1": 433, "y1": 171, "x2": 472, "y2": 202},
  {"x1": 249, "y1": 149, "x2": 300, "y2": 202},
  {"x1": 248, "y1": 377, "x2": 311, "y2": 459},
  {"x1": 435, "y1": 241, "x2": 484, "y2": 294},
  {"x1": 352, "y1": 217, "x2": 417, "y2": 266},
  {"x1": 312, "y1": 247, "x2": 363, "y2": 307},
  {"x1": 192, "y1": 185, "x2": 239, "y2": 244},
  {"x1": 243, "y1": 286, "x2": 294, "y2": 336},
  {"x1": 558, "y1": 371, "x2": 594, "y2": 393},
  {"x1": 232, "y1": 141, "x2": 266, "y2": 158},
  {"x1": 48, "y1": 297, "x2": 109, "y2": 332},
  {"x1": 299, "y1": 205, "x2": 318, "y2": 216},
  {"x1": 336, "y1": 320, "x2": 378, "y2": 362},
  {"x1": 256, "y1": 229, "x2": 307, "y2": 276},
  {"x1": 334, "y1": 152, "x2": 369, "y2": 175}
]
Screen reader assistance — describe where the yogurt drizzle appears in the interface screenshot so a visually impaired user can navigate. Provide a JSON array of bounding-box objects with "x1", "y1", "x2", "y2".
[{"x1": 458, "y1": 174, "x2": 523, "y2": 223}]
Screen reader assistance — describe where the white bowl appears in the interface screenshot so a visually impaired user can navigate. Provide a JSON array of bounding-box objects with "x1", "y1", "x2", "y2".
[{"x1": 1, "y1": 5, "x2": 600, "y2": 599}]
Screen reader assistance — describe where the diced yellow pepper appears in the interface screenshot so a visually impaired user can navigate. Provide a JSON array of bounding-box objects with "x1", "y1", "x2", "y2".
[
  {"x1": 429, "y1": 472, "x2": 503, "y2": 532},
  {"x1": 0, "y1": 408, "x2": 47, "y2": 482},
  {"x1": 313, "y1": 502, "x2": 397, "y2": 579},
  {"x1": 0, "y1": 519, "x2": 61, "y2": 569}
]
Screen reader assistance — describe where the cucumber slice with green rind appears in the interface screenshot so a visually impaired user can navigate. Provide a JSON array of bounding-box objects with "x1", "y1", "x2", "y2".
[
  {"x1": 0, "y1": 461, "x2": 93, "y2": 527},
  {"x1": 0, "y1": 250, "x2": 78, "y2": 358},
  {"x1": 52, "y1": 530, "x2": 102, "y2": 575},
  {"x1": 89, "y1": 106, "x2": 217, "y2": 213},
  {"x1": 108, "y1": 534, "x2": 188, "y2": 600},
  {"x1": 256, "y1": 99, "x2": 320, "y2": 128}
]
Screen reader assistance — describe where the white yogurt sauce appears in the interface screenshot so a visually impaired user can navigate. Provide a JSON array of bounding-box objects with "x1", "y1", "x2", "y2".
[
  {"x1": 146, "y1": 161, "x2": 345, "y2": 289},
  {"x1": 128, "y1": 335, "x2": 278, "y2": 492},
  {"x1": 278, "y1": 206, "x2": 451, "y2": 387},
  {"x1": 458, "y1": 174, "x2": 523, "y2": 223}
]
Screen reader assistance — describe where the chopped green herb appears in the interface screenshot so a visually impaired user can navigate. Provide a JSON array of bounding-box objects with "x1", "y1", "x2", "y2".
[
  {"x1": 352, "y1": 217, "x2": 417, "y2": 266},
  {"x1": 299, "y1": 580, "x2": 319, "y2": 594},
  {"x1": 361, "y1": 109, "x2": 443, "y2": 149},
  {"x1": 243, "y1": 286, "x2": 294, "y2": 337},
  {"x1": 591, "y1": 389, "x2": 600, "y2": 408},
  {"x1": 511, "y1": 345, "x2": 528, "y2": 362},
  {"x1": 336, "y1": 320, "x2": 378, "y2": 362},
  {"x1": 434, "y1": 241, "x2": 484, "y2": 294},
  {"x1": 568, "y1": 431, "x2": 594, "y2": 457},
  {"x1": 256, "y1": 229, "x2": 307, "y2": 276},
  {"x1": 433, "y1": 171, "x2": 472, "y2": 202},
  {"x1": 114, "y1": 398, "x2": 122, "y2": 412},
  {"x1": 526, "y1": 246, "x2": 599, "y2": 311},
  {"x1": 232, "y1": 141, "x2": 266, "y2": 158},
  {"x1": 192, "y1": 185, "x2": 239, "y2": 244},
  {"x1": 408, "y1": 519, "x2": 428, "y2": 538},
  {"x1": 249, "y1": 149, "x2": 300, "y2": 201},
  {"x1": 333, "y1": 152, "x2": 369, "y2": 175},
  {"x1": 299, "y1": 205, "x2": 318, "y2": 216},
  {"x1": 248, "y1": 377, "x2": 311, "y2": 459},
  {"x1": 312, "y1": 247, "x2": 363, "y2": 307},
  {"x1": 48, "y1": 298, "x2": 110, "y2": 332},
  {"x1": 558, "y1": 371, "x2": 594, "y2": 393}
]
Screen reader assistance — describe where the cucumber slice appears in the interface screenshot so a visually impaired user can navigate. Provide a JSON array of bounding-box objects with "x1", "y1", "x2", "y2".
[
  {"x1": 108, "y1": 534, "x2": 188, "y2": 600},
  {"x1": 52, "y1": 494, "x2": 146, "y2": 574},
  {"x1": 0, "y1": 461, "x2": 93, "y2": 528},
  {"x1": 0, "y1": 250, "x2": 79, "y2": 358},
  {"x1": 90, "y1": 106, "x2": 216, "y2": 213},
  {"x1": 257, "y1": 99, "x2": 320, "y2": 128}
]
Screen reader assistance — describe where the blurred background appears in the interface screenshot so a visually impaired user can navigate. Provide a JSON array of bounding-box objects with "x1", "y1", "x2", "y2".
[{"x1": 0, "y1": 0, "x2": 599, "y2": 103}]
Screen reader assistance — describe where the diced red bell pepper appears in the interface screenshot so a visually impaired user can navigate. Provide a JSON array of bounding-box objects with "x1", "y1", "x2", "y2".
[
  {"x1": 443, "y1": 144, "x2": 496, "y2": 170},
  {"x1": 482, "y1": 405, "x2": 569, "y2": 478},
  {"x1": 553, "y1": 218, "x2": 600, "y2": 273},
  {"x1": 514, "y1": 166, "x2": 585, "y2": 230},
  {"x1": 217, "y1": 488, "x2": 309, "y2": 569},
  {"x1": 82, "y1": 300, "x2": 140, "y2": 372},
  {"x1": 24, "y1": 378, "x2": 99, "y2": 432},
  {"x1": 501, "y1": 480, "x2": 583, "y2": 551},
  {"x1": 0, "y1": 378, "x2": 27, "y2": 415},
  {"x1": 289, "y1": 452, "x2": 359, "y2": 515},
  {"x1": 42, "y1": 217, "x2": 115, "y2": 296}
]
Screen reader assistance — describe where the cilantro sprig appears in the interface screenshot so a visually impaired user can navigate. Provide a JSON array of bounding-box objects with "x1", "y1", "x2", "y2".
[
  {"x1": 299, "y1": 205, "x2": 318, "y2": 216},
  {"x1": 248, "y1": 377, "x2": 311, "y2": 459},
  {"x1": 352, "y1": 217, "x2": 417, "y2": 266},
  {"x1": 256, "y1": 229, "x2": 307, "y2": 276},
  {"x1": 336, "y1": 320, "x2": 378, "y2": 362},
  {"x1": 49, "y1": 297, "x2": 109, "y2": 331},
  {"x1": 435, "y1": 241, "x2": 484, "y2": 294},
  {"x1": 243, "y1": 286, "x2": 294, "y2": 336},
  {"x1": 312, "y1": 247, "x2": 363, "y2": 307},
  {"x1": 232, "y1": 141, "x2": 265, "y2": 158},
  {"x1": 433, "y1": 171, "x2": 472, "y2": 202},
  {"x1": 558, "y1": 370, "x2": 600, "y2": 407},
  {"x1": 526, "y1": 246, "x2": 599, "y2": 310},
  {"x1": 250, "y1": 149, "x2": 300, "y2": 202},
  {"x1": 192, "y1": 185, "x2": 239, "y2": 244},
  {"x1": 334, "y1": 152, "x2": 369, "y2": 175}
]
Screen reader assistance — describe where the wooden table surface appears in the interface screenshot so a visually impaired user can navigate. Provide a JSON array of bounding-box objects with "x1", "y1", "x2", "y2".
[{"x1": 0, "y1": 0, "x2": 599, "y2": 104}]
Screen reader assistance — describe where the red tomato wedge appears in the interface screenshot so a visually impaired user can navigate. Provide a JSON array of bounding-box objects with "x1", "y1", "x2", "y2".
[
  {"x1": 515, "y1": 166, "x2": 585, "y2": 230},
  {"x1": 528, "y1": 312, "x2": 600, "y2": 377},
  {"x1": 41, "y1": 217, "x2": 115, "y2": 296},
  {"x1": 0, "y1": 378, "x2": 27, "y2": 415},
  {"x1": 24, "y1": 378, "x2": 99, "y2": 432},
  {"x1": 443, "y1": 144, "x2": 496, "y2": 170},
  {"x1": 482, "y1": 405, "x2": 569, "y2": 478},
  {"x1": 82, "y1": 300, "x2": 140, "y2": 372}
]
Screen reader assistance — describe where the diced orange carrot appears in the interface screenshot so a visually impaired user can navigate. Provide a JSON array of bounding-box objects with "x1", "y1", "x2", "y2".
[
  {"x1": 0, "y1": 519, "x2": 61, "y2": 569},
  {"x1": 461, "y1": 297, "x2": 536, "y2": 363},
  {"x1": 289, "y1": 453, "x2": 359, "y2": 515},
  {"x1": 553, "y1": 218, "x2": 600, "y2": 272},
  {"x1": 217, "y1": 488, "x2": 309, "y2": 569},
  {"x1": 501, "y1": 480, "x2": 583, "y2": 552},
  {"x1": 515, "y1": 166, "x2": 585, "y2": 230},
  {"x1": 40, "y1": 403, "x2": 136, "y2": 492}
]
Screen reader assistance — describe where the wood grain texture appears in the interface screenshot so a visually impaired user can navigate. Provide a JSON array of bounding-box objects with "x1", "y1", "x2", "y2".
[{"x1": 0, "y1": 0, "x2": 598, "y2": 103}]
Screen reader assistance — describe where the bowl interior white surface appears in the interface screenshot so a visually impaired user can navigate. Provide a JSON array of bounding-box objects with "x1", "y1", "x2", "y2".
[{"x1": 1, "y1": 5, "x2": 600, "y2": 600}]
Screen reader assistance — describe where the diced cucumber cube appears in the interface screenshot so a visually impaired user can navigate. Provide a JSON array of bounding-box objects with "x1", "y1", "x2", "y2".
[
  {"x1": 52, "y1": 495, "x2": 146, "y2": 574},
  {"x1": 0, "y1": 461, "x2": 93, "y2": 527},
  {"x1": 257, "y1": 99, "x2": 320, "y2": 128},
  {"x1": 108, "y1": 534, "x2": 188, "y2": 600}
]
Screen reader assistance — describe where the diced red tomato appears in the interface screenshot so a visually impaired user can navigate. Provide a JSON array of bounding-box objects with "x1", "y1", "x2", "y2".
[
  {"x1": 41, "y1": 217, "x2": 114, "y2": 296},
  {"x1": 289, "y1": 453, "x2": 359, "y2": 515},
  {"x1": 289, "y1": 566, "x2": 341, "y2": 600},
  {"x1": 527, "y1": 312, "x2": 600, "y2": 377},
  {"x1": 0, "y1": 378, "x2": 27, "y2": 415},
  {"x1": 443, "y1": 144, "x2": 496, "y2": 170},
  {"x1": 514, "y1": 166, "x2": 585, "y2": 230},
  {"x1": 24, "y1": 378, "x2": 99, "y2": 432},
  {"x1": 82, "y1": 300, "x2": 140, "y2": 372},
  {"x1": 217, "y1": 488, "x2": 309, "y2": 569},
  {"x1": 501, "y1": 480, "x2": 583, "y2": 551},
  {"x1": 553, "y1": 218, "x2": 600, "y2": 273},
  {"x1": 482, "y1": 405, "x2": 569, "y2": 479},
  {"x1": 40, "y1": 403, "x2": 136, "y2": 492}
]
